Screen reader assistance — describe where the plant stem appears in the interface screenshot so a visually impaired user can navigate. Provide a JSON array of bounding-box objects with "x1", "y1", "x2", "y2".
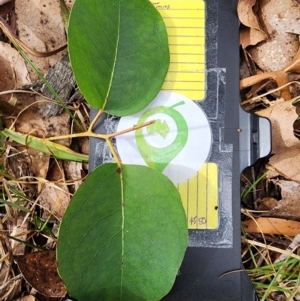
[
  {"x1": 48, "y1": 131, "x2": 107, "y2": 141},
  {"x1": 107, "y1": 120, "x2": 155, "y2": 139},
  {"x1": 106, "y1": 138, "x2": 121, "y2": 167},
  {"x1": 89, "y1": 109, "x2": 104, "y2": 132},
  {"x1": 42, "y1": 118, "x2": 156, "y2": 165},
  {"x1": 47, "y1": 119, "x2": 156, "y2": 141}
]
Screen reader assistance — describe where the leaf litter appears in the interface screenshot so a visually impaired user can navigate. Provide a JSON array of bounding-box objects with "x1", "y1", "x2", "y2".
[
  {"x1": 249, "y1": 0, "x2": 300, "y2": 72},
  {"x1": 0, "y1": 0, "x2": 86, "y2": 299},
  {"x1": 240, "y1": 0, "x2": 300, "y2": 299}
]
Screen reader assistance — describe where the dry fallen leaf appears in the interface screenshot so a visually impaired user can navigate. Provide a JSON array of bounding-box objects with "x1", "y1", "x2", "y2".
[
  {"x1": 243, "y1": 217, "x2": 300, "y2": 236},
  {"x1": 15, "y1": 0, "x2": 67, "y2": 80},
  {"x1": 262, "y1": 179, "x2": 300, "y2": 219},
  {"x1": 240, "y1": 0, "x2": 300, "y2": 101},
  {"x1": 261, "y1": 0, "x2": 300, "y2": 35},
  {"x1": 257, "y1": 197, "x2": 278, "y2": 211},
  {"x1": 0, "y1": 55, "x2": 14, "y2": 101},
  {"x1": 257, "y1": 100, "x2": 300, "y2": 182},
  {"x1": 14, "y1": 296, "x2": 37, "y2": 301},
  {"x1": 249, "y1": 0, "x2": 300, "y2": 72},
  {"x1": 39, "y1": 160, "x2": 70, "y2": 220},
  {"x1": 9, "y1": 218, "x2": 28, "y2": 256},
  {"x1": 15, "y1": 250, "x2": 67, "y2": 297},
  {"x1": 238, "y1": 0, "x2": 267, "y2": 48},
  {"x1": 63, "y1": 160, "x2": 84, "y2": 193},
  {"x1": 250, "y1": 35, "x2": 299, "y2": 72},
  {"x1": 273, "y1": 179, "x2": 300, "y2": 200},
  {"x1": 257, "y1": 100, "x2": 298, "y2": 149},
  {"x1": 0, "y1": 41, "x2": 30, "y2": 88}
]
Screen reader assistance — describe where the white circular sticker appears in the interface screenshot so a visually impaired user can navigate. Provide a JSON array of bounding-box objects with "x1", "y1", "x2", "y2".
[{"x1": 116, "y1": 91, "x2": 212, "y2": 184}]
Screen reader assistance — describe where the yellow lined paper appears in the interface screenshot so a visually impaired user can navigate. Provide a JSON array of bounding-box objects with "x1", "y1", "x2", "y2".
[
  {"x1": 152, "y1": 0, "x2": 206, "y2": 100},
  {"x1": 177, "y1": 163, "x2": 218, "y2": 229}
]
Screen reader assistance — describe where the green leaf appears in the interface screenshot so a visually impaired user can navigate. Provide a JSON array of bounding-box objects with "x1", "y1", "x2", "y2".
[
  {"x1": 68, "y1": 0, "x2": 169, "y2": 116},
  {"x1": 57, "y1": 163, "x2": 187, "y2": 301}
]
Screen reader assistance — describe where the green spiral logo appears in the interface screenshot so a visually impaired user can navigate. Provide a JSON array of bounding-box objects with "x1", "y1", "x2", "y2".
[{"x1": 135, "y1": 101, "x2": 188, "y2": 172}]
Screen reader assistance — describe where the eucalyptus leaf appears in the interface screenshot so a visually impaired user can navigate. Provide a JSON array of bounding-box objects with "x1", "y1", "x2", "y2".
[
  {"x1": 57, "y1": 163, "x2": 187, "y2": 301},
  {"x1": 68, "y1": 0, "x2": 169, "y2": 116}
]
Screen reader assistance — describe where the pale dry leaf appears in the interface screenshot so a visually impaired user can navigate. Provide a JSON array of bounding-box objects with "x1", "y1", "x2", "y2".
[
  {"x1": 266, "y1": 198, "x2": 300, "y2": 220},
  {"x1": 39, "y1": 184, "x2": 70, "y2": 220},
  {"x1": 0, "y1": 55, "x2": 14, "y2": 102},
  {"x1": 249, "y1": 0, "x2": 300, "y2": 72},
  {"x1": 9, "y1": 218, "x2": 29, "y2": 256},
  {"x1": 257, "y1": 100, "x2": 300, "y2": 182},
  {"x1": 261, "y1": 0, "x2": 300, "y2": 35},
  {"x1": 257, "y1": 100, "x2": 298, "y2": 149},
  {"x1": 263, "y1": 180, "x2": 300, "y2": 219},
  {"x1": 0, "y1": 41, "x2": 30, "y2": 88},
  {"x1": 271, "y1": 179, "x2": 300, "y2": 200},
  {"x1": 77, "y1": 136, "x2": 89, "y2": 155},
  {"x1": 63, "y1": 160, "x2": 83, "y2": 193},
  {"x1": 39, "y1": 161, "x2": 70, "y2": 220},
  {"x1": 238, "y1": 0, "x2": 267, "y2": 47},
  {"x1": 15, "y1": 0, "x2": 67, "y2": 81},
  {"x1": 250, "y1": 35, "x2": 299, "y2": 72}
]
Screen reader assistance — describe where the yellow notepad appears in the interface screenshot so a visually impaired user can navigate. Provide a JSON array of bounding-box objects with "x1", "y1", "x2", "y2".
[{"x1": 152, "y1": 1, "x2": 206, "y2": 101}]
